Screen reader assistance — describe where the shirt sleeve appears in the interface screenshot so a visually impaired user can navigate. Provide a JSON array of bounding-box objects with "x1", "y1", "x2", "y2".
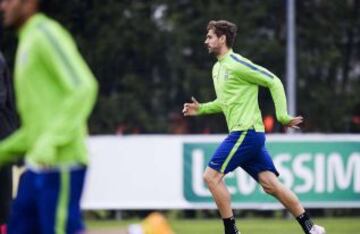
[
  {"x1": 0, "y1": 130, "x2": 26, "y2": 165},
  {"x1": 231, "y1": 56, "x2": 292, "y2": 124},
  {"x1": 30, "y1": 24, "x2": 98, "y2": 162},
  {"x1": 198, "y1": 99, "x2": 222, "y2": 115}
]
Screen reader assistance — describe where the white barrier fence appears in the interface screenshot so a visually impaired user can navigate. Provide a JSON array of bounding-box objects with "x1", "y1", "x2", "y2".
[{"x1": 81, "y1": 134, "x2": 360, "y2": 210}]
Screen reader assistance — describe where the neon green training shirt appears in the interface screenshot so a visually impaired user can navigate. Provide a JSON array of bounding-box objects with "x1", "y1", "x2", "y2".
[
  {"x1": 198, "y1": 49, "x2": 292, "y2": 132},
  {"x1": 0, "y1": 13, "x2": 98, "y2": 167}
]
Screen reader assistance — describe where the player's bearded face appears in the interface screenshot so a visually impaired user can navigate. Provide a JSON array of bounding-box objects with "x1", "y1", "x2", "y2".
[
  {"x1": 0, "y1": 0, "x2": 25, "y2": 27},
  {"x1": 205, "y1": 29, "x2": 222, "y2": 55}
]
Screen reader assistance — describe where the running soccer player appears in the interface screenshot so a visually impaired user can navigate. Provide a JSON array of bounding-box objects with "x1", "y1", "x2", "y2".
[
  {"x1": 183, "y1": 20, "x2": 325, "y2": 234},
  {"x1": 0, "y1": 0, "x2": 98, "y2": 233}
]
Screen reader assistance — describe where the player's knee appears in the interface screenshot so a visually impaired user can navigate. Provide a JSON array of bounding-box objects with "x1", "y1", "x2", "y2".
[
  {"x1": 260, "y1": 179, "x2": 279, "y2": 195},
  {"x1": 203, "y1": 172, "x2": 211, "y2": 185},
  {"x1": 259, "y1": 172, "x2": 281, "y2": 196},
  {"x1": 203, "y1": 172, "x2": 216, "y2": 187},
  {"x1": 262, "y1": 184, "x2": 277, "y2": 195}
]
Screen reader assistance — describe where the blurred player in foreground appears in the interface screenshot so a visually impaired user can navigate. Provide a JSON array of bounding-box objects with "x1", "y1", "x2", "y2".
[
  {"x1": 183, "y1": 20, "x2": 325, "y2": 234},
  {"x1": 0, "y1": 51, "x2": 18, "y2": 234},
  {"x1": 0, "y1": 0, "x2": 98, "y2": 233}
]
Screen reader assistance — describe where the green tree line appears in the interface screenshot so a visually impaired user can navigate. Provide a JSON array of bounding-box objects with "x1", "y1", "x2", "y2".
[{"x1": 1, "y1": 0, "x2": 359, "y2": 134}]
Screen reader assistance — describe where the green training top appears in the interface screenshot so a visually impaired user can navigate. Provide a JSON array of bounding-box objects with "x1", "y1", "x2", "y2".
[
  {"x1": 198, "y1": 49, "x2": 292, "y2": 132},
  {"x1": 0, "y1": 13, "x2": 98, "y2": 168}
]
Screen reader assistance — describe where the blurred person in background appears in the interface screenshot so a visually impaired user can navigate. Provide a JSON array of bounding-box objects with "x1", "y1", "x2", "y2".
[
  {"x1": 183, "y1": 20, "x2": 325, "y2": 234},
  {"x1": 0, "y1": 51, "x2": 18, "y2": 234},
  {"x1": 263, "y1": 114, "x2": 275, "y2": 133},
  {"x1": 168, "y1": 111, "x2": 189, "y2": 134},
  {"x1": 0, "y1": 0, "x2": 98, "y2": 233}
]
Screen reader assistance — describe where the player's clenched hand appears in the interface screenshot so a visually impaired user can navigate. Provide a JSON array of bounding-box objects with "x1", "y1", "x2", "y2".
[
  {"x1": 183, "y1": 97, "x2": 200, "y2": 116},
  {"x1": 285, "y1": 116, "x2": 303, "y2": 129}
]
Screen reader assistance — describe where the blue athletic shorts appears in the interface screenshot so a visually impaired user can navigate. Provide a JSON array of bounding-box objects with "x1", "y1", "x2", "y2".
[
  {"x1": 8, "y1": 166, "x2": 87, "y2": 234},
  {"x1": 208, "y1": 130, "x2": 279, "y2": 181}
]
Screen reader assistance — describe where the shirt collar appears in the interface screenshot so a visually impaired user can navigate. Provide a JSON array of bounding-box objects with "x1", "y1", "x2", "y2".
[{"x1": 218, "y1": 49, "x2": 233, "y2": 62}]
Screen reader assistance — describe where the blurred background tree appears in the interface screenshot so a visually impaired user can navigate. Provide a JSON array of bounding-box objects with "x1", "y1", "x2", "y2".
[{"x1": 1, "y1": 0, "x2": 359, "y2": 134}]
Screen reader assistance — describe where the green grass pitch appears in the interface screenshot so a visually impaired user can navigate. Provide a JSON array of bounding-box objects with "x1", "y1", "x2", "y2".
[{"x1": 87, "y1": 217, "x2": 360, "y2": 234}]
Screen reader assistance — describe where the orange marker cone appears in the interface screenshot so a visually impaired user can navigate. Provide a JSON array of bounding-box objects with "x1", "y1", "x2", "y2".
[{"x1": 141, "y1": 212, "x2": 175, "y2": 234}]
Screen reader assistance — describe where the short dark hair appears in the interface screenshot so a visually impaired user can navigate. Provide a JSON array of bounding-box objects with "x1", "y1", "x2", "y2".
[{"x1": 207, "y1": 20, "x2": 238, "y2": 48}]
